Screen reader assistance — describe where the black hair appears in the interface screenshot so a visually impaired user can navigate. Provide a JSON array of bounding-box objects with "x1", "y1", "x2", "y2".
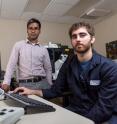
[{"x1": 27, "y1": 18, "x2": 41, "y2": 29}]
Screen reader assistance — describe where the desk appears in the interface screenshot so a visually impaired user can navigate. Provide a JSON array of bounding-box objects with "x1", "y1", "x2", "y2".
[{"x1": 0, "y1": 95, "x2": 94, "y2": 124}]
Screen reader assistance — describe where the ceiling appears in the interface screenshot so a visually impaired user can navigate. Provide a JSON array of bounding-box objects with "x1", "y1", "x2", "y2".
[{"x1": 0, "y1": 0, "x2": 117, "y2": 24}]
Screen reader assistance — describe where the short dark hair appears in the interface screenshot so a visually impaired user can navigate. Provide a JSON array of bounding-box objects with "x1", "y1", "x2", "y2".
[
  {"x1": 27, "y1": 18, "x2": 41, "y2": 29},
  {"x1": 69, "y1": 22, "x2": 95, "y2": 39}
]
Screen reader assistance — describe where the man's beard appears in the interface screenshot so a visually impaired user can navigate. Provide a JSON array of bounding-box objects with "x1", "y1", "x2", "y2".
[{"x1": 74, "y1": 44, "x2": 91, "y2": 54}]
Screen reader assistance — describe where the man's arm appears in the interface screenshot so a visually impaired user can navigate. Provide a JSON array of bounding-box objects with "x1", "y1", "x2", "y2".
[
  {"x1": 2, "y1": 43, "x2": 19, "y2": 91},
  {"x1": 43, "y1": 48, "x2": 52, "y2": 85},
  {"x1": 86, "y1": 62, "x2": 117, "y2": 123},
  {"x1": 42, "y1": 59, "x2": 68, "y2": 99}
]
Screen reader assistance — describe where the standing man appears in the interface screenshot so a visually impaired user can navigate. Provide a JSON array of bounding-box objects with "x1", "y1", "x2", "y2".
[
  {"x1": 2, "y1": 18, "x2": 52, "y2": 92},
  {"x1": 14, "y1": 22, "x2": 117, "y2": 124}
]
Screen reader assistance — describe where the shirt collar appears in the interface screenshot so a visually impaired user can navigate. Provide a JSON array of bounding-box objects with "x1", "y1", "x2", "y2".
[
  {"x1": 26, "y1": 39, "x2": 40, "y2": 46},
  {"x1": 71, "y1": 50, "x2": 101, "y2": 70}
]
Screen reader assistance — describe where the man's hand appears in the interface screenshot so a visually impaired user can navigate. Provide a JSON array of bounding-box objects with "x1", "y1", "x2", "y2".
[
  {"x1": 14, "y1": 87, "x2": 43, "y2": 97},
  {"x1": 1, "y1": 83, "x2": 10, "y2": 92}
]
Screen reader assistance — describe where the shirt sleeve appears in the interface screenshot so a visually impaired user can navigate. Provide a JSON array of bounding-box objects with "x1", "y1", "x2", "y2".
[
  {"x1": 43, "y1": 48, "x2": 53, "y2": 85},
  {"x1": 86, "y1": 62, "x2": 117, "y2": 123},
  {"x1": 3, "y1": 43, "x2": 19, "y2": 85},
  {"x1": 43, "y1": 60, "x2": 68, "y2": 99}
]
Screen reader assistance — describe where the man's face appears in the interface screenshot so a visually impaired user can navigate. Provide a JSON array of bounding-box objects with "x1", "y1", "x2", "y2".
[
  {"x1": 71, "y1": 27, "x2": 95, "y2": 54},
  {"x1": 27, "y1": 23, "x2": 40, "y2": 41}
]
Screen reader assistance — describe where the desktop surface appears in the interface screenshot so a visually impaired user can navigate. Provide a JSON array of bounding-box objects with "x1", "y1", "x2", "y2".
[{"x1": 0, "y1": 95, "x2": 94, "y2": 124}]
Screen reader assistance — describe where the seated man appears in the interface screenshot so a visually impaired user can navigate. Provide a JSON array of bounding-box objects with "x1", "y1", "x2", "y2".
[
  {"x1": 14, "y1": 22, "x2": 117, "y2": 124},
  {"x1": 2, "y1": 18, "x2": 52, "y2": 92}
]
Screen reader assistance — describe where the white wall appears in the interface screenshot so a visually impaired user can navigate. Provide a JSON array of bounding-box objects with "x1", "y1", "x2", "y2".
[
  {"x1": 0, "y1": 19, "x2": 26, "y2": 70},
  {"x1": 0, "y1": 19, "x2": 71, "y2": 70},
  {"x1": 95, "y1": 13, "x2": 117, "y2": 56},
  {"x1": 39, "y1": 22, "x2": 71, "y2": 46}
]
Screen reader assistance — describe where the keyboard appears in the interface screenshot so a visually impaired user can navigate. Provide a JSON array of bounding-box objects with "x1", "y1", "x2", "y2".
[{"x1": 5, "y1": 93, "x2": 56, "y2": 113}]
